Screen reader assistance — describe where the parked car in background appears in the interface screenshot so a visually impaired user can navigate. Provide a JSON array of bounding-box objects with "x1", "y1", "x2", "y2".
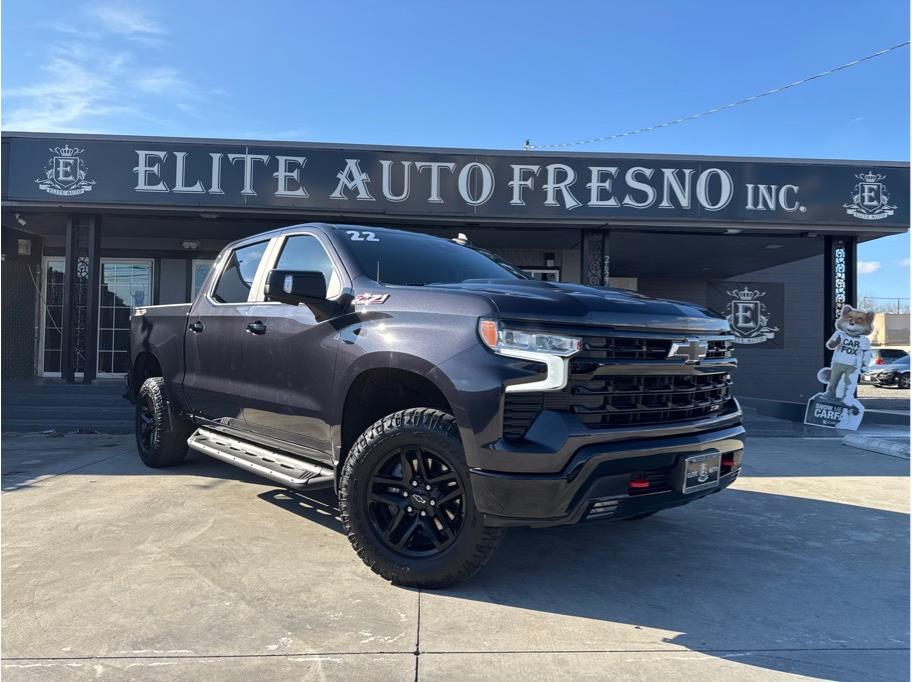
[
  {"x1": 868, "y1": 348, "x2": 908, "y2": 367},
  {"x1": 863, "y1": 355, "x2": 910, "y2": 389}
]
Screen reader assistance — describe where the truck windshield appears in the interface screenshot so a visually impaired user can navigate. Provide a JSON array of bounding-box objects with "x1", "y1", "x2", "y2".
[{"x1": 340, "y1": 230, "x2": 527, "y2": 286}]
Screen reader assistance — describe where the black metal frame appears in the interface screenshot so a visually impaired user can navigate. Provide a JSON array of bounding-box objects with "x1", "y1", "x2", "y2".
[
  {"x1": 59, "y1": 215, "x2": 103, "y2": 382},
  {"x1": 83, "y1": 217, "x2": 102, "y2": 383},
  {"x1": 60, "y1": 217, "x2": 79, "y2": 382},
  {"x1": 581, "y1": 229, "x2": 610, "y2": 287},
  {"x1": 823, "y1": 235, "x2": 857, "y2": 367}
]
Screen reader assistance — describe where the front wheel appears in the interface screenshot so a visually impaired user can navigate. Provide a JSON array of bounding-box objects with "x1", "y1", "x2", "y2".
[{"x1": 339, "y1": 408, "x2": 504, "y2": 588}]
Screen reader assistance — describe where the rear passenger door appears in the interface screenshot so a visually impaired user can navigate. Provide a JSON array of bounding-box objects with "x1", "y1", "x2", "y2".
[
  {"x1": 239, "y1": 232, "x2": 347, "y2": 462},
  {"x1": 183, "y1": 240, "x2": 271, "y2": 430}
]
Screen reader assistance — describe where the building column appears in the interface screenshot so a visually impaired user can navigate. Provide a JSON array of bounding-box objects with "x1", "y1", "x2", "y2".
[
  {"x1": 82, "y1": 217, "x2": 102, "y2": 383},
  {"x1": 823, "y1": 236, "x2": 857, "y2": 365},
  {"x1": 580, "y1": 229, "x2": 609, "y2": 287},
  {"x1": 60, "y1": 216, "x2": 79, "y2": 383}
]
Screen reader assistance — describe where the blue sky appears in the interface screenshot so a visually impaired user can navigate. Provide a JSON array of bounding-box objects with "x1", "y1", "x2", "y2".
[{"x1": 2, "y1": 0, "x2": 909, "y2": 297}]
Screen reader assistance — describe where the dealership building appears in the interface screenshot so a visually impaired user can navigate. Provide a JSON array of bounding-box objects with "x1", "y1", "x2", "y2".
[{"x1": 1, "y1": 131, "x2": 908, "y2": 407}]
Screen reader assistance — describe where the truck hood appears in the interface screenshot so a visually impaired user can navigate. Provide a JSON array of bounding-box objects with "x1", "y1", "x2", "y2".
[{"x1": 424, "y1": 279, "x2": 729, "y2": 333}]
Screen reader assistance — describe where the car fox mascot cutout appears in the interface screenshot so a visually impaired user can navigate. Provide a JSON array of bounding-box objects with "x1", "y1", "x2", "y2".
[{"x1": 805, "y1": 305, "x2": 874, "y2": 430}]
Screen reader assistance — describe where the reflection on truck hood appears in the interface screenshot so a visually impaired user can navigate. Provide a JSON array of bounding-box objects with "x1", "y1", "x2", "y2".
[{"x1": 423, "y1": 279, "x2": 729, "y2": 333}]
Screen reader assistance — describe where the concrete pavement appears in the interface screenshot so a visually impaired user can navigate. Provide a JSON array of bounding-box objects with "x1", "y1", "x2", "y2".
[{"x1": 2, "y1": 430, "x2": 908, "y2": 680}]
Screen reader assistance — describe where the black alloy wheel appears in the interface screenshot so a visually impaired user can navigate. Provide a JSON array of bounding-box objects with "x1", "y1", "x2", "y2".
[
  {"x1": 339, "y1": 408, "x2": 505, "y2": 588},
  {"x1": 138, "y1": 391, "x2": 158, "y2": 451},
  {"x1": 135, "y1": 377, "x2": 193, "y2": 468},
  {"x1": 366, "y1": 445, "x2": 466, "y2": 557}
]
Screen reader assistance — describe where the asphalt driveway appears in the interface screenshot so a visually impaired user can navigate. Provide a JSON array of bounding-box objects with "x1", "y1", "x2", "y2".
[{"x1": 1, "y1": 431, "x2": 908, "y2": 680}]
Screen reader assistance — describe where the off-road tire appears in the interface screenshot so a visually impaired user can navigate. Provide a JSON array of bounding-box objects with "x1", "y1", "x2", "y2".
[
  {"x1": 136, "y1": 377, "x2": 194, "y2": 468},
  {"x1": 339, "y1": 408, "x2": 505, "y2": 588}
]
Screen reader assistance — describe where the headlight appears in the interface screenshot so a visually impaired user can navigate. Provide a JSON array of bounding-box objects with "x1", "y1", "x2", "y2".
[
  {"x1": 478, "y1": 319, "x2": 581, "y2": 357},
  {"x1": 478, "y1": 319, "x2": 581, "y2": 393}
]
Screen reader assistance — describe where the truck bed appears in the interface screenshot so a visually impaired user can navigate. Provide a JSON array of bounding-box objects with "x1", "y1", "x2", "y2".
[{"x1": 130, "y1": 303, "x2": 192, "y2": 386}]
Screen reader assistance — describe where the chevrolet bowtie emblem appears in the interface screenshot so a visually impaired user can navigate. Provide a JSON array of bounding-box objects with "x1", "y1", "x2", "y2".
[{"x1": 668, "y1": 338, "x2": 709, "y2": 364}]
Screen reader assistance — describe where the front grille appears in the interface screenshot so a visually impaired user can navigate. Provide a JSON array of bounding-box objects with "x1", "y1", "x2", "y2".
[
  {"x1": 575, "y1": 335, "x2": 733, "y2": 362},
  {"x1": 705, "y1": 339, "x2": 734, "y2": 359},
  {"x1": 502, "y1": 332, "x2": 735, "y2": 441},
  {"x1": 502, "y1": 393, "x2": 542, "y2": 441},
  {"x1": 553, "y1": 372, "x2": 733, "y2": 428},
  {"x1": 578, "y1": 335, "x2": 672, "y2": 361}
]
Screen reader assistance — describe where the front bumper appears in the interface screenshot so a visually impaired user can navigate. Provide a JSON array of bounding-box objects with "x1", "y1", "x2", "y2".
[{"x1": 470, "y1": 423, "x2": 745, "y2": 527}]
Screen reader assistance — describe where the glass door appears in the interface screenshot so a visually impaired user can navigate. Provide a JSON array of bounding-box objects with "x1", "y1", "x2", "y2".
[
  {"x1": 98, "y1": 259, "x2": 152, "y2": 376},
  {"x1": 39, "y1": 257, "x2": 67, "y2": 376}
]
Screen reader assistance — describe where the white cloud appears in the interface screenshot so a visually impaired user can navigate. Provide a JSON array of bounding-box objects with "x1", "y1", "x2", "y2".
[
  {"x1": 3, "y1": 5, "x2": 208, "y2": 132},
  {"x1": 135, "y1": 67, "x2": 189, "y2": 96},
  {"x1": 87, "y1": 4, "x2": 164, "y2": 42},
  {"x1": 857, "y1": 261, "x2": 882, "y2": 275}
]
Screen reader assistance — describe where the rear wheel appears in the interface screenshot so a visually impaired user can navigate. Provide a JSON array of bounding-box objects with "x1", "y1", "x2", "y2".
[
  {"x1": 339, "y1": 408, "x2": 504, "y2": 588},
  {"x1": 136, "y1": 377, "x2": 194, "y2": 468},
  {"x1": 898, "y1": 374, "x2": 910, "y2": 390}
]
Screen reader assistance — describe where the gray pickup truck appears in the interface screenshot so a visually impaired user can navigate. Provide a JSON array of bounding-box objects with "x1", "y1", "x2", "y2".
[{"x1": 127, "y1": 222, "x2": 745, "y2": 587}]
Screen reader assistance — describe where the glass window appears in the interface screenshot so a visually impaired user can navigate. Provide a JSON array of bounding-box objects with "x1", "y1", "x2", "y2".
[
  {"x1": 522, "y1": 268, "x2": 560, "y2": 282},
  {"x1": 192, "y1": 260, "x2": 215, "y2": 300},
  {"x1": 211, "y1": 242, "x2": 267, "y2": 303},
  {"x1": 98, "y1": 260, "x2": 151, "y2": 375},
  {"x1": 340, "y1": 230, "x2": 525, "y2": 286},
  {"x1": 275, "y1": 235, "x2": 337, "y2": 295}
]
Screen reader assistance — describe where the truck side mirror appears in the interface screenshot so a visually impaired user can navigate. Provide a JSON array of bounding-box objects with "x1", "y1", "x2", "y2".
[{"x1": 264, "y1": 269, "x2": 327, "y2": 305}]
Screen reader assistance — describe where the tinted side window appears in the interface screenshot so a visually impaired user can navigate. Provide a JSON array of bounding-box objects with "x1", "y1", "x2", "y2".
[
  {"x1": 275, "y1": 235, "x2": 336, "y2": 290},
  {"x1": 211, "y1": 241, "x2": 268, "y2": 303}
]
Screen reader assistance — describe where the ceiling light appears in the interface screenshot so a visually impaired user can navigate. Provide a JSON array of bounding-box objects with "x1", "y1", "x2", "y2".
[
  {"x1": 182, "y1": 240, "x2": 201, "y2": 250},
  {"x1": 764, "y1": 244, "x2": 784, "y2": 249},
  {"x1": 723, "y1": 228, "x2": 741, "y2": 235}
]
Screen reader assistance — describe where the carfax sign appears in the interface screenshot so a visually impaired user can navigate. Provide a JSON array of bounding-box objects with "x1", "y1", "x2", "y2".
[{"x1": 3, "y1": 133, "x2": 909, "y2": 228}]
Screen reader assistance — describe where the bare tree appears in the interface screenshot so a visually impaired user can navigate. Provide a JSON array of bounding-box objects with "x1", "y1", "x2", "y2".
[{"x1": 858, "y1": 294, "x2": 910, "y2": 314}]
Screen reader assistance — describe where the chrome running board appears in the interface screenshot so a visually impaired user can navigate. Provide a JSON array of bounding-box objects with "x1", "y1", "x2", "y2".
[{"x1": 187, "y1": 428, "x2": 333, "y2": 490}]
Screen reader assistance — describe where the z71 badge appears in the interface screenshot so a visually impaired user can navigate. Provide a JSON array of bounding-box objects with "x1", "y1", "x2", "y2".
[{"x1": 353, "y1": 293, "x2": 389, "y2": 305}]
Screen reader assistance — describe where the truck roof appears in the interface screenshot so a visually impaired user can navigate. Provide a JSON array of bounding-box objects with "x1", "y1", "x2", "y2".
[{"x1": 223, "y1": 222, "x2": 442, "y2": 251}]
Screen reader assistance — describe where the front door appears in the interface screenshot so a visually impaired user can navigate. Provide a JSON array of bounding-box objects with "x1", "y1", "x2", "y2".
[
  {"x1": 183, "y1": 240, "x2": 270, "y2": 429},
  {"x1": 98, "y1": 260, "x2": 152, "y2": 376},
  {"x1": 239, "y1": 232, "x2": 345, "y2": 462},
  {"x1": 39, "y1": 257, "x2": 72, "y2": 376},
  {"x1": 40, "y1": 257, "x2": 151, "y2": 377}
]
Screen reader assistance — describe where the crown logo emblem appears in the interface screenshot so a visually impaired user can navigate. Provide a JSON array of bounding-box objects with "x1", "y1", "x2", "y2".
[
  {"x1": 36, "y1": 144, "x2": 96, "y2": 197},
  {"x1": 724, "y1": 285, "x2": 779, "y2": 343},
  {"x1": 729, "y1": 286, "x2": 763, "y2": 301},
  {"x1": 50, "y1": 144, "x2": 83, "y2": 158},
  {"x1": 844, "y1": 170, "x2": 895, "y2": 221}
]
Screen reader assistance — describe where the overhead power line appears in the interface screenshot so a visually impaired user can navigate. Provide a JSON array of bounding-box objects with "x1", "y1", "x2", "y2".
[{"x1": 524, "y1": 41, "x2": 910, "y2": 150}]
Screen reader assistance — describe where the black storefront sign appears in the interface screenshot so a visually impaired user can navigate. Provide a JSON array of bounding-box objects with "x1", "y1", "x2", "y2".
[
  {"x1": 708, "y1": 281, "x2": 785, "y2": 349},
  {"x1": 4, "y1": 134, "x2": 909, "y2": 228}
]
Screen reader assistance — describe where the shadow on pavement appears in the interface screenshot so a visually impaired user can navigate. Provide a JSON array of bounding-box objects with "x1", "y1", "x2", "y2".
[
  {"x1": 261, "y1": 481, "x2": 908, "y2": 681},
  {"x1": 3, "y1": 435, "x2": 908, "y2": 679}
]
